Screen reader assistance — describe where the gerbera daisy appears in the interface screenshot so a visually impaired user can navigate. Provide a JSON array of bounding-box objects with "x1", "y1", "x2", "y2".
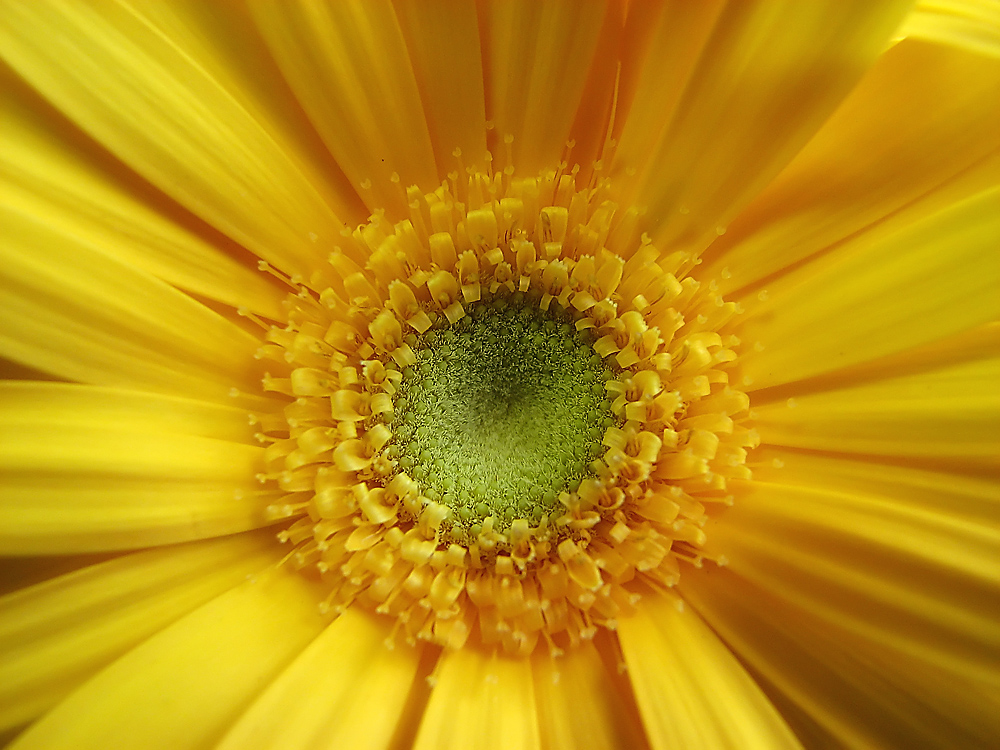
[{"x1": 1, "y1": 1, "x2": 998, "y2": 749}]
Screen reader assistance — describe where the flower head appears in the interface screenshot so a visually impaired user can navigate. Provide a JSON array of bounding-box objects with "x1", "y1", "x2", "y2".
[{"x1": 1, "y1": 1, "x2": 998, "y2": 749}]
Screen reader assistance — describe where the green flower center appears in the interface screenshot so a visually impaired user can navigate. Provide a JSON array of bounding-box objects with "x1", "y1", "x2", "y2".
[{"x1": 391, "y1": 293, "x2": 617, "y2": 539}]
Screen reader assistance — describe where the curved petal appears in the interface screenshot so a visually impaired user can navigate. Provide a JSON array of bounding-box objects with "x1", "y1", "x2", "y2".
[
  {"x1": 0, "y1": 205, "x2": 265, "y2": 400},
  {"x1": 700, "y1": 452, "x2": 1000, "y2": 684},
  {"x1": 898, "y1": 0, "x2": 1000, "y2": 58},
  {"x1": 701, "y1": 39, "x2": 1000, "y2": 295},
  {"x1": 615, "y1": 0, "x2": 914, "y2": 254},
  {"x1": 216, "y1": 608, "x2": 421, "y2": 750},
  {"x1": 0, "y1": 530, "x2": 280, "y2": 731},
  {"x1": 481, "y1": 0, "x2": 612, "y2": 176},
  {"x1": 7, "y1": 565, "x2": 326, "y2": 750},
  {"x1": 0, "y1": 67, "x2": 284, "y2": 320},
  {"x1": 0, "y1": 382, "x2": 274, "y2": 554},
  {"x1": 532, "y1": 641, "x2": 649, "y2": 750},
  {"x1": 611, "y1": 0, "x2": 726, "y2": 186},
  {"x1": 0, "y1": 0, "x2": 355, "y2": 277},
  {"x1": 737, "y1": 185, "x2": 1000, "y2": 389},
  {"x1": 752, "y1": 354, "x2": 1000, "y2": 467},
  {"x1": 617, "y1": 592, "x2": 803, "y2": 750},
  {"x1": 249, "y1": 0, "x2": 438, "y2": 215},
  {"x1": 682, "y1": 564, "x2": 1000, "y2": 749},
  {"x1": 392, "y1": 0, "x2": 488, "y2": 176},
  {"x1": 413, "y1": 647, "x2": 540, "y2": 750}
]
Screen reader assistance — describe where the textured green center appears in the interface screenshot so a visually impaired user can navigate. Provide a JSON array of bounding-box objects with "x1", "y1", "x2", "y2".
[{"x1": 392, "y1": 295, "x2": 615, "y2": 538}]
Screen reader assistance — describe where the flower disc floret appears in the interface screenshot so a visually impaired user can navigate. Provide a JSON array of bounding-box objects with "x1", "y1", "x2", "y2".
[{"x1": 252, "y1": 166, "x2": 757, "y2": 655}]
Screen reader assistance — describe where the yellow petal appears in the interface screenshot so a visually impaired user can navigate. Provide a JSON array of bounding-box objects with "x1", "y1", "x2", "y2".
[
  {"x1": 682, "y1": 565, "x2": 1000, "y2": 748},
  {"x1": 9, "y1": 565, "x2": 326, "y2": 750},
  {"x1": 0, "y1": 68, "x2": 284, "y2": 320},
  {"x1": 738, "y1": 185, "x2": 1000, "y2": 389},
  {"x1": 616, "y1": 0, "x2": 914, "y2": 253},
  {"x1": 248, "y1": 0, "x2": 438, "y2": 215},
  {"x1": 898, "y1": 0, "x2": 1000, "y2": 58},
  {"x1": 414, "y1": 648, "x2": 540, "y2": 750},
  {"x1": 617, "y1": 593, "x2": 803, "y2": 750},
  {"x1": 0, "y1": 382, "x2": 272, "y2": 553},
  {"x1": 532, "y1": 641, "x2": 648, "y2": 750},
  {"x1": 0, "y1": 205, "x2": 264, "y2": 401},
  {"x1": 0, "y1": 0, "x2": 355, "y2": 277},
  {"x1": 483, "y1": 0, "x2": 611, "y2": 176},
  {"x1": 752, "y1": 354, "x2": 1000, "y2": 467},
  {"x1": 393, "y1": 0, "x2": 488, "y2": 176},
  {"x1": 702, "y1": 39, "x2": 1000, "y2": 295},
  {"x1": 564, "y1": 2, "x2": 625, "y2": 175},
  {"x1": 730, "y1": 446, "x2": 1000, "y2": 581},
  {"x1": 216, "y1": 608, "x2": 420, "y2": 750},
  {"x1": 612, "y1": 1, "x2": 727, "y2": 190},
  {"x1": 703, "y1": 450, "x2": 1000, "y2": 681},
  {"x1": 0, "y1": 530, "x2": 280, "y2": 731}
]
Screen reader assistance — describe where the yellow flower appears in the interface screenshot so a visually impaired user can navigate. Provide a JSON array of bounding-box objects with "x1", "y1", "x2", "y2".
[{"x1": 1, "y1": 1, "x2": 998, "y2": 749}]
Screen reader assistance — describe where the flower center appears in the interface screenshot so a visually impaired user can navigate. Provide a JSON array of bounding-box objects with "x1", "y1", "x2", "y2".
[
  {"x1": 393, "y1": 295, "x2": 617, "y2": 541},
  {"x1": 250, "y1": 161, "x2": 757, "y2": 656}
]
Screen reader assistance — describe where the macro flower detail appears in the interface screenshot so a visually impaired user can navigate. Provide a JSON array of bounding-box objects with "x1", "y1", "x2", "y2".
[
  {"x1": 1, "y1": 1, "x2": 998, "y2": 750},
  {"x1": 256, "y1": 167, "x2": 754, "y2": 654}
]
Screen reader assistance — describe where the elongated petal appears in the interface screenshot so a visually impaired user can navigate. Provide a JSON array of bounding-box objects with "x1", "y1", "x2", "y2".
[
  {"x1": 0, "y1": 382, "x2": 273, "y2": 553},
  {"x1": 1, "y1": 67, "x2": 284, "y2": 324},
  {"x1": 611, "y1": 0, "x2": 727, "y2": 188},
  {"x1": 393, "y1": 0, "x2": 488, "y2": 175},
  {"x1": 752, "y1": 355, "x2": 1000, "y2": 467},
  {"x1": 0, "y1": 531, "x2": 280, "y2": 731},
  {"x1": 702, "y1": 450, "x2": 1000, "y2": 683},
  {"x1": 617, "y1": 593, "x2": 803, "y2": 750},
  {"x1": 249, "y1": 0, "x2": 438, "y2": 215},
  {"x1": 682, "y1": 565, "x2": 1000, "y2": 749},
  {"x1": 0, "y1": 205, "x2": 264, "y2": 400},
  {"x1": 702, "y1": 39, "x2": 1000, "y2": 295},
  {"x1": 898, "y1": 0, "x2": 1000, "y2": 58},
  {"x1": 738, "y1": 185, "x2": 1000, "y2": 389},
  {"x1": 9, "y1": 566, "x2": 326, "y2": 750},
  {"x1": 616, "y1": 0, "x2": 914, "y2": 253},
  {"x1": 0, "y1": 0, "x2": 355, "y2": 277},
  {"x1": 414, "y1": 648, "x2": 540, "y2": 750},
  {"x1": 217, "y1": 608, "x2": 420, "y2": 750},
  {"x1": 532, "y1": 642, "x2": 649, "y2": 750},
  {"x1": 483, "y1": 0, "x2": 611, "y2": 176}
]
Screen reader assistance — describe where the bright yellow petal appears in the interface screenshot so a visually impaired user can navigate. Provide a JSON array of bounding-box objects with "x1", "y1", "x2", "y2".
[
  {"x1": 617, "y1": 593, "x2": 803, "y2": 750},
  {"x1": 0, "y1": 0, "x2": 354, "y2": 278},
  {"x1": 612, "y1": 0, "x2": 726, "y2": 188},
  {"x1": 752, "y1": 355, "x2": 1000, "y2": 467},
  {"x1": 0, "y1": 68, "x2": 284, "y2": 320},
  {"x1": 393, "y1": 0, "x2": 488, "y2": 176},
  {"x1": 248, "y1": 0, "x2": 438, "y2": 215},
  {"x1": 615, "y1": 0, "x2": 914, "y2": 254},
  {"x1": 532, "y1": 641, "x2": 649, "y2": 750},
  {"x1": 8, "y1": 565, "x2": 326, "y2": 750},
  {"x1": 738, "y1": 185, "x2": 1000, "y2": 389},
  {"x1": 682, "y1": 565, "x2": 1000, "y2": 748},
  {"x1": 733, "y1": 446, "x2": 1000, "y2": 580},
  {"x1": 701, "y1": 451, "x2": 1000, "y2": 684},
  {"x1": 563, "y1": 2, "x2": 624, "y2": 176},
  {"x1": 0, "y1": 382, "x2": 273, "y2": 554},
  {"x1": 898, "y1": 0, "x2": 1000, "y2": 58},
  {"x1": 0, "y1": 205, "x2": 264, "y2": 400},
  {"x1": 413, "y1": 648, "x2": 540, "y2": 750},
  {"x1": 701, "y1": 39, "x2": 1000, "y2": 295},
  {"x1": 483, "y1": 0, "x2": 611, "y2": 175},
  {"x1": 0, "y1": 530, "x2": 280, "y2": 731},
  {"x1": 216, "y1": 608, "x2": 420, "y2": 750}
]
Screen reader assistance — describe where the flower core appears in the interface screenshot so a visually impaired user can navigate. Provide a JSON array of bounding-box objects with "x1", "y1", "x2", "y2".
[
  {"x1": 253, "y1": 164, "x2": 757, "y2": 655},
  {"x1": 394, "y1": 295, "x2": 618, "y2": 540}
]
